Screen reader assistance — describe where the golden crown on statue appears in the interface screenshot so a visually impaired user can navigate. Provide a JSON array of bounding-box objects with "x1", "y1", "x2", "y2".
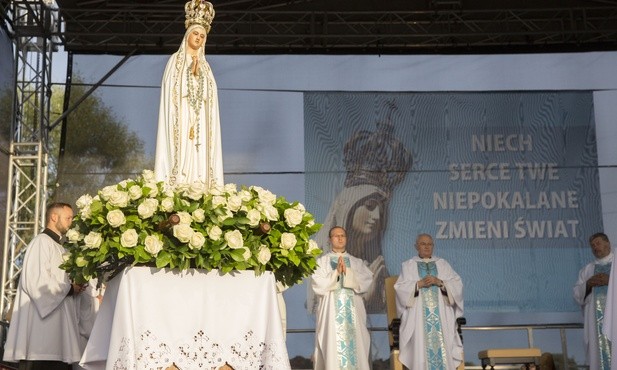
[
  {"x1": 343, "y1": 102, "x2": 412, "y2": 195},
  {"x1": 185, "y1": 0, "x2": 215, "y2": 33}
]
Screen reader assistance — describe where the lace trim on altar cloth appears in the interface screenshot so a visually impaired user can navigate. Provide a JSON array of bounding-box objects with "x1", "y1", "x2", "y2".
[{"x1": 112, "y1": 329, "x2": 289, "y2": 370}]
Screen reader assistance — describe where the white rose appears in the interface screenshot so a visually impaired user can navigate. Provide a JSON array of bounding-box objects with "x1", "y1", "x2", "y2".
[
  {"x1": 257, "y1": 188, "x2": 276, "y2": 205},
  {"x1": 225, "y1": 229, "x2": 244, "y2": 249},
  {"x1": 75, "y1": 194, "x2": 93, "y2": 209},
  {"x1": 209, "y1": 185, "x2": 223, "y2": 196},
  {"x1": 189, "y1": 232, "x2": 206, "y2": 250},
  {"x1": 257, "y1": 245, "x2": 271, "y2": 264},
  {"x1": 99, "y1": 185, "x2": 117, "y2": 201},
  {"x1": 241, "y1": 247, "x2": 251, "y2": 261},
  {"x1": 144, "y1": 182, "x2": 159, "y2": 198},
  {"x1": 212, "y1": 195, "x2": 226, "y2": 208},
  {"x1": 208, "y1": 225, "x2": 222, "y2": 241},
  {"x1": 280, "y1": 232, "x2": 297, "y2": 250},
  {"x1": 137, "y1": 198, "x2": 159, "y2": 219},
  {"x1": 308, "y1": 239, "x2": 319, "y2": 252},
  {"x1": 238, "y1": 189, "x2": 252, "y2": 202},
  {"x1": 294, "y1": 203, "x2": 306, "y2": 212},
  {"x1": 66, "y1": 228, "x2": 82, "y2": 243},
  {"x1": 106, "y1": 209, "x2": 126, "y2": 228},
  {"x1": 177, "y1": 211, "x2": 192, "y2": 225},
  {"x1": 141, "y1": 169, "x2": 155, "y2": 182},
  {"x1": 284, "y1": 208, "x2": 303, "y2": 228},
  {"x1": 174, "y1": 183, "x2": 188, "y2": 194},
  {"x1": 108, "y1": 191, "x2": 130, "y2": 208},
  {"x1": 80, "y1": 205, "x2": 92, "y2": 220},
  {"x1": 186, "y1": 182, "x2": 205, "y2": 200},
  {"x1": 262, "y1": 204, "x2": 279, "y2": 221},
  {"x1": 128, "y1": 185, "x2": 142, "y2": 200},
  {"x1": 120, "y1": 229, "x2": 139, "y2": 248},
  {"x1": 227, "y1": 195, "x2": 243, "y2": 212},
  {"x1": 83, "y1": 231, "x2": 103, "y2": 249},
  {"x1": 217, "y1": 209, "x2": 233, "y2": 223},
  {"x1": 161, "y1": 197, "x2": 175, "y2": 212},
  {"x1": 246, "y1": 209, "x2": 261, "y2": 227},
  {"x1": 224, "y1": 183, "x2": 237, "y2": 194},
  {"x1": 192, "y1": 208, "x2": 206, "y2": 223},
  {"x1": 173, "y1": 224, "x2": 194, "y2": 243},
  {"x1": 307, "y1": 219, "x2": 315, "y2": 227},
  {"x1": 144, "y1": 235, "x2": 163, "y2": 256},
  {"x1": 118, "y1": 180, "x2": 129, "y2": 188}
]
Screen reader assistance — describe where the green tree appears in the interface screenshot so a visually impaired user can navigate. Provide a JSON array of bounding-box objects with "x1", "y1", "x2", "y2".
[
  {"x1": 0, "y1": 76, "x2": 153, "y2": 206},
  {"x1": 52, "y1": 77, "x2": 153, "y2": 203}
]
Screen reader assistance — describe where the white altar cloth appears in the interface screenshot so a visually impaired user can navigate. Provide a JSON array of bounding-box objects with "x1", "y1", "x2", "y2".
[{"x1": 80, "y1": 266, "x2": 290, "y2": 370}]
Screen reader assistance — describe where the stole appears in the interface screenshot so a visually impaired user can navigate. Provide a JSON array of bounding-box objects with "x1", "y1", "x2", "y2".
[
  {"x1": 594, "y1": 262, "x2": 612, "y2": 370},
  {"x1": 330, "y1": 255, "x2": 359, "y2": 369},
  {"x1": 418, "y1": 261, "x2": 448, "y2": 370}
]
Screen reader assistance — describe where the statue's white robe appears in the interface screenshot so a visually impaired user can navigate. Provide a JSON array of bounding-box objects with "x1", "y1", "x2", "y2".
[{"x1": 155, "y1": 25, "x2": 224, "y2": 187}]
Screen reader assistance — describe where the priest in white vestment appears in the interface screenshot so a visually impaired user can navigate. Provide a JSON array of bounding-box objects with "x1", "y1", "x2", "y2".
[
  {"x1": 3, "y1": 203, "x2": 87, "y2": 370},
  {"x1": 604, "y1": 236, "x2": 617, "y2": 370},
  {"x1": 312, "y1": 226, "x2": 374, "y2": 370},
  {"x1": 394, "y1": 233, "x2": 464, "y2": 370},
  {"x1": 154, "y1": 0, "x2": 223, "y2": 187},
  {"x1": 575, "y1": 232, "x2": 613, "y2": 370}
]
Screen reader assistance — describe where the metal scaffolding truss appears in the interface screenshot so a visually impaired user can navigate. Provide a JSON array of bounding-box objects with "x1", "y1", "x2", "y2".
[
  {"x1": 1, "y1": 143, "x2": 48, "y2": 318},
  {"x1": 0, "y1": 0, "x2": 54, "y2": 317},
  {"x1": 53, "y1": 0, "x2": 617, "y2": 55}
]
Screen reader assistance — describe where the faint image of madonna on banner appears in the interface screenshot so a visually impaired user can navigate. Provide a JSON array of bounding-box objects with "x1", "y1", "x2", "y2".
[{"x1": 310, "y1": 113, "x2": 411, "y2": 314}]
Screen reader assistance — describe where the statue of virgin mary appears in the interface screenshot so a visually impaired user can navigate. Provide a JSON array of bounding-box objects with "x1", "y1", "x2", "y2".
[{"x1": 154, "y1": 0, "x2": 224, "y2": 187}]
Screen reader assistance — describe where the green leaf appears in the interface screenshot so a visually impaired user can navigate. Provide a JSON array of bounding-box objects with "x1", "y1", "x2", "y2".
[
  {"x1": 288, "y1": 251, "x2": 301, "y2": 266},
  {"x1": 229, "y1": 249, "x2": 246, "y2": 262},
  {"x1": 156, "y1": 250, "x2": 172, "y2": 268}
]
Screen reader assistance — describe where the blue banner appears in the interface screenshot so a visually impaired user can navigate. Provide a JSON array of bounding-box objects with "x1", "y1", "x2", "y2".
[{"x1": 305, "y1": 91, "x2": 601, "y2": 313}]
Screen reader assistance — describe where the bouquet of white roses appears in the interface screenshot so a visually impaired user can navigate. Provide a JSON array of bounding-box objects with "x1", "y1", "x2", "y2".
[{"x1": 61, "y1": 170, "x2": 322, "y2": 288}]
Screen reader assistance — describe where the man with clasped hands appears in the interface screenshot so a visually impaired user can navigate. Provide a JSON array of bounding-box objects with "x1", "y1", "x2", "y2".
[
  {"x1": 311, "y1": 226, "x2": 374, "y2": 370},
  {"x1": 394, "y1": 233, "x2": 464, "y2": 370}
]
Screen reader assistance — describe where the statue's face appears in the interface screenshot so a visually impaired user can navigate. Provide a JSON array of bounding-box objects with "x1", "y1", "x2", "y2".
[
  {"x1": 352, "y1": 198, "x2": 381, "y2": 235},
  {"x1": 187, "y1": 26, "x2": 207, "y2": 51}
]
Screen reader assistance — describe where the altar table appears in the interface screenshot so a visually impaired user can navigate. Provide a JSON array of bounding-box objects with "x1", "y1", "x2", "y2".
[{"x1": 80, "y1": 266, "x2": 290, "y2": 370}]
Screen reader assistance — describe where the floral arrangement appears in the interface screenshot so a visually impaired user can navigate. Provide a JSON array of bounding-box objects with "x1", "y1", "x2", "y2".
[{"x1": 60, "y1": 170, "x2": 322, "y2": 288}]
